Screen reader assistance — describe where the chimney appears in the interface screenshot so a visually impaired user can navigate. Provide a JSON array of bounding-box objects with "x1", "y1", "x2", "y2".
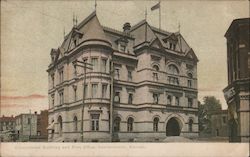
[{"x1": 123, "y1": 22, "x2": 131, "y2": 34}]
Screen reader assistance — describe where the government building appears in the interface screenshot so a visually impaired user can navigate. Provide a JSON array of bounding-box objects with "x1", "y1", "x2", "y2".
[
  {"x1": 47, "y1": 11, "x2": 199, "y2": 142},
  {"x1": 223, "y1": 18, "x2": 250, "y2": 142}
]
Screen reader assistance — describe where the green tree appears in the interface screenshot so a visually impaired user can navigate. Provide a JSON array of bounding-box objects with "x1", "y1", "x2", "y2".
[{"x1": 198, "y1": 96, "x2": 222, "y2": 133}]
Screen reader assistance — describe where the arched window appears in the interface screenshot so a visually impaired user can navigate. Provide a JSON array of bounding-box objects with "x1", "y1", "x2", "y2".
[
  {"x1": 153, "y1": 117, "x2": 159, "y2": 132},
  {"x1": 57, "y1": 116, "x2": 63, "y2": 136},
  {"x1": 73, "y1": 116, "x2": 78, "y2": 132},
  {"x1": 114, "y1": 117, "x2": 121, "y2": 132},
  {"x1": 167, "y1": 65, "x2": 179, "y2": 85},
  {"x1": 153, "y1": 65, "x2": 159, "y2": 71},
  {"x1": 127, "y1": 117, "x2": 134, "y2": 132},
  {"x1": 168, "y1": 64, "x2": 179, "y2": 75},
  {"x1": 188, "y1": 119, "x2": 193, "y2": 132}
]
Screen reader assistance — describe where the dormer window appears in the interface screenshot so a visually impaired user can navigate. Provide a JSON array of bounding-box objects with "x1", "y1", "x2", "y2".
[
  {"x1": 74, "y1": 39, "x2": 77, "y2": 47},
  {"x1": 120, "y1": 44, "x2": 126, "y2": 52}
]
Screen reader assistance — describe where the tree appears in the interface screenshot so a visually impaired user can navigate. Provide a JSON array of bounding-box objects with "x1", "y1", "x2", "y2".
[{"x1": 198, "y1": 96, "x2": 222, "y2": 134}]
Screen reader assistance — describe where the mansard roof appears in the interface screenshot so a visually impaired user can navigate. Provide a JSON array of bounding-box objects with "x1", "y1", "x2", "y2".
[
  {"x1": 52, "y1": 11, "x2": 198, "y2": 65},
  {"x1": 130, "y1": 20, "x2": 197, "y2": 61}
]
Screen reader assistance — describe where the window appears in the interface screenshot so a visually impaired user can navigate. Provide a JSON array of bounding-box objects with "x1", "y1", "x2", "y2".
[
  {"x1": 91, "y1": 84, "x2": 98, "y2": 98},
  {"x1": 168, "y1": 76, "x2": 179, "y2": 85},
  {"x1": 102, "y1": 84, "x2": 107, "y2": 98},
  {"x1": 153, "y1": 73, "x2": 158, "y2": 81},
  {"x1": 114, "y1": 92, "x2": 120, "y2": 103},
  {"x1": 167, "y1": 95, "x2": 172, "y2": 105},
  {"x1": 73, "y1": 64, "x2": 77, "y2": 77},
  {"x1": 59, "y1": 91, "x2": 64, "y2": 105},
  {"x1": 101, "y1": 59, "x2": 107, "y2": 73},
  {"x1": 168, "y1": 64, "x2": 179, "y2": 75},
  {"x1": 173, "y1": 44, "x2": 176, "y2": 50},
  {"x1": 91, "y1": 114, "x2": 100, "y2": 131},
  {"x1": 91, "y1": 58, "x2": 98, "y2": 71},
  {"x1": 115, "y1": 69, "x2": 120, "y2": 79},
  {"x1": 74, "y1": 39, "x2": 77, "y2": 47},
  {"x1": 128, "y1": 70, "x2": 132, "y2": 81},
  {"x1": 73, "y1": 85, "x2": 77, "y2": 101},
  {"x1": 188, "y1": 98, "x2": 193, "y2": 107},
  {"x1": 84, "y1": 85, "x2": 88, "y2": 98},
  {"x1": 128, "y1": 93, "x2": 133, "y2": 104},
  {"x1": 188, "y1": 119, "x2": 193, "y2": 132},
  {"x1": 170, "y1": 43, "x2": 172, "y2": 49},
  {"x1": 222, "y1": 116, "x2": 227, "y2": 124},
  {"x1": 73, "y1": 116, "x2": 78, "y2": 132},
  {"x1": 59, "y1": 70, "x2": 64, "y2": 83},
  {"x1": 114, "y1": 117, "x2": 121, "y2": 132},
  {"x1": 37, "y1": 131, "x2": 41, "y2": 136},
  {"x1": 187, "y1": 73, "x2": 193, "y2": 88},
  {"x1": 187, "y1": 80, "x2": 192, "y2": 88},
  {"x1": 153, "y1": 117, "x2": 159, "y2": 132},
  {"x1": 37, "y1": 118, "x2": 41, "y2": 125},
  {"x1": 175, "y1": 96, "x2": 179, "y2": 106},
  {"x1": 58, "y1": 116, "x2": 63, "y2": 136},
  {"x1": 51, "y1": 74, "x2": 55, "y2": 87},
  {"x1": 153, "y1": 65, "x2": 159, "y2": 71},
  {"x1": 51, "y1": 94, "x2": 55, "y2": 107},
  {"x1": 120, "y1": 45, "x2": 126, "y2": 52},
  {"x1": 153, "y1": 93, "x2": 159, "y2": 104},
  {"x1": 127, "y1": 117, "x2": 134, "y2": 132},
  {"x1": 27, "y1": 118, "x2": 31, "y2": 125}
]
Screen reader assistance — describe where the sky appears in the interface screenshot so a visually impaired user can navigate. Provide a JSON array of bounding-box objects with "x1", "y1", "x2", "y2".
[{"x1": 1, "y1": 0, "x2": 249, "y2": 116}]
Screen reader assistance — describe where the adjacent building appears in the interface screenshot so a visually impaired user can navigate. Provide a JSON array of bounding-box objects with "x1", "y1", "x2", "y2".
[
  {"x1": 223, "y1": 18, "x2": 250, "y2": 142},
  {"x1": 47, "y1": 11, "x2": 199, "y2": 142},
  {"x1": 208, "y1": 110, "x2": 228, "y2": 137},
  {"x1": 15, "y1": 113, "x2": 38, "y2": 141},
  {"x1": 0, "y1": 115, "x2": 16, "y2": 141}
]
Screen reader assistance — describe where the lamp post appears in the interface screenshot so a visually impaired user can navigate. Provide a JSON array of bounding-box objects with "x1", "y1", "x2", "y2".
[{"x1": 73, "y1": 59, "x2": 93, "y2": 142}]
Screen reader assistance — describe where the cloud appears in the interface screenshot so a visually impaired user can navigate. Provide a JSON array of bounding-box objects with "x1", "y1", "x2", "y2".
[
  {"x1": 1, "y1": 94, "x2": 47, "y2": 100},
  {"x1": 0, "y1": 103, "x2": 27, "y2": 108}
]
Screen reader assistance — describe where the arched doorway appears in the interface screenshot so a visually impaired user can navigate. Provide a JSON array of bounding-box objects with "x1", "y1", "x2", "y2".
[{"x1": 166, "y1": 117, "x2": 181, "y2": 136}]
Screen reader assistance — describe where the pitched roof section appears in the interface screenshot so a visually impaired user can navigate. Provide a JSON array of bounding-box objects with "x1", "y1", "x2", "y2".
[
  {"x1": 130, "y1": 20, "x2": 197, "y2": 60},
  {"x1": 80, "y1": 14, "x2": 111, "y2": 45}
]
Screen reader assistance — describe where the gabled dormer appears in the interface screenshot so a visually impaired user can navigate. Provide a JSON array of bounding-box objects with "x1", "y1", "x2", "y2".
[
  {"x1": 50, "y1": 48, "x2": 59, "y2": 63},
  {"x1": 163, "y1": 33, "x2": 178, "y2": 50},
  {"x1": 185, "y1": 48, "x2": 199, "y2": 62}
]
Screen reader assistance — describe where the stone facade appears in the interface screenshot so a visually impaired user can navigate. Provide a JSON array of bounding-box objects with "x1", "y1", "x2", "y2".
[
  {"x1": 223, "y1": 18, "x2": 250, "y2": 142},
  {"x1": 47, "y1": 11, "x2": 199, "y2": 142}
]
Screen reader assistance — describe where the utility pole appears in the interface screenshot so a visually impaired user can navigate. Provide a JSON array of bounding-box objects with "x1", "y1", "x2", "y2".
[
  {"x1": 110, "y1": 60, "x2": 114, "y2": 142},
  {"x1": 29, "y1": 109, "x2": 31, "y2": 141},
  {"x1": 73, "y1": 59, "x2": 93, "y2": 142}
]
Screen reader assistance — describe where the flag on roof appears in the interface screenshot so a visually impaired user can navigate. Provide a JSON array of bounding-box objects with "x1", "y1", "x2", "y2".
[{"x1": 151, "y1": 2, "x2": 160, "y2": 11}]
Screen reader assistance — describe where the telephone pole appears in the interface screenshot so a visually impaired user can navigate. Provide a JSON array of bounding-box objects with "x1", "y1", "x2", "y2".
[{"x1": 73, "y1": 59, "x2": 93, "y2": 142}]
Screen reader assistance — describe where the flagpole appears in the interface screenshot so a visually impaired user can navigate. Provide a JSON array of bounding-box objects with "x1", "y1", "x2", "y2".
[{"x1": 159, "y1": 0, "x2": 161, "y2": 30}]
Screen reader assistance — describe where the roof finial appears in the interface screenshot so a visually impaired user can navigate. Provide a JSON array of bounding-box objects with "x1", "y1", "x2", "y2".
[
  {"x1": 73, "y1": 12, "x2": 75, "y2": 27},
  {"x1": 95, "y1": 0, "x2": 97, "y2": 11},
  {"x1": 76, "y1": 15, "x2": 78, "y2": 26},
  {"x1": 178, "y1": 22, "x2": 181, "y2": 33},
  {"x1": 63, "y1": 27, "x2": 65, "y2": 38},
  {"x1": 145, "y1": 7, "x2": 147, "y2": 21}
]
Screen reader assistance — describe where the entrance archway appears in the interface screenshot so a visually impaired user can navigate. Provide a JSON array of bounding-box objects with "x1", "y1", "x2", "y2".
[{"x1": 166, "y1": 117, "x2": 181, "y2": 136}]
